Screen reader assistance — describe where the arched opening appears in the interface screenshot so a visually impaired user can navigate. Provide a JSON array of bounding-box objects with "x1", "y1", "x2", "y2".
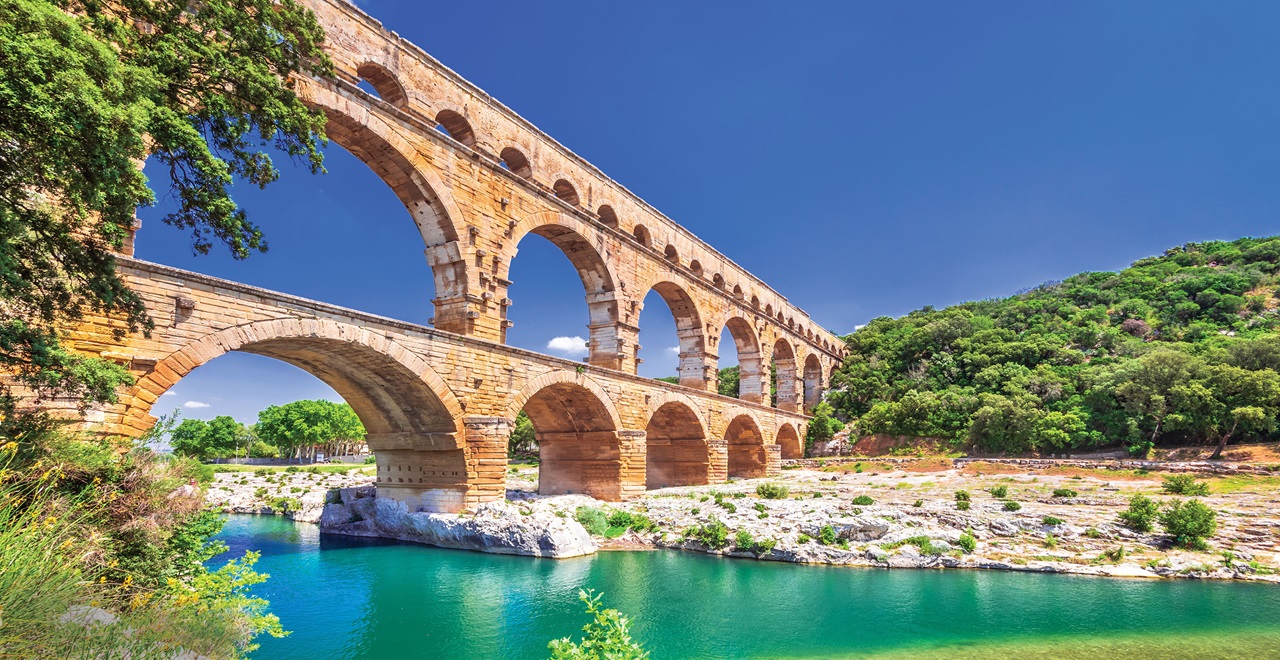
[
  {"x1": 521, "y1": 381, "x2": 623, "y2": 500},
  {"x1": 633, "y1": 224, "x2": 652, "y2": 247},
  {"x1": 638, "y1": 281, "x2": 706, "y2": 387},
  {"x1": 553, "y1": 179, "x2": 580, "y2": 206},
  {"x1": 765, "y1": 304, "x2": 773, "y2": 317},
  {"x1": 434, "y1": 109, "x2": 476, "y2": 147},
  {"x1": 355, "y1": 62, "x2": 408, "y2": 108},
  {"x1": 803, "y1": 354, "x2": 823, "y2": 412},
  {"x1": 750, "y1": 295, "x2": 759, "y2": 309},
  {"x1": 712, "y1": 273, "x2": 725, "y2": 289},
  {"x1": 689, "y1": 260, "x2": 703, "y2": 277},
  {"x1": 597, "y1": 205, "x2": 618, "y2": 228},
  {"x1": 504, "y1": 214, "x2": 619, "y2": 369},
  {"x1": 777, "y1": 423, "x2": 803, "y2": 460},
  {"x1": 133, "y1": 327, "x2": 467, "y2": 512},
  {"x1": 499, "y1": 147, "x2": 533, "y2": 179},
  {"x1": 773, "y1": 338, "x2": 798, "y2": 411},
  {"x1": 646, "y1": 401, "x2": 709, "y2": 489},
  {"x1": 664, "y1": 244, "x2": 679, "y2": 264},
  {"x1": 732, "y1": 285, "x2": 743, "y2": 300},
  {"x1": 717, "y1": 317, "x2": 764, "y2": 403},
  {"x1": 725, "y1": 415, "x2": 766, "y2": 479}
]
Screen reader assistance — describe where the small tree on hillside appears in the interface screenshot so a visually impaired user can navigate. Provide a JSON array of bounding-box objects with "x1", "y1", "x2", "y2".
[{"x1": 805, "y1": 402, "x2": 844, "y2": 454}]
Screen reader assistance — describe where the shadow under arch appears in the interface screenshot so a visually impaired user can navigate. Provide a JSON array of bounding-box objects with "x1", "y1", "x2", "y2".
[
  {"x1": 723, "y1": 413, "x2": 767, "y2": 479},
  {"x1": 125, "y1": 319, "x2": 470, "y2": 511},
  {"x1": 645, "y1": 396, "x2": 710, "y2": 489},
  {"x1": 503, "y1": 211, "x2": 625, "y2": 369},
  {"x1": 776, "y1": 422, "x2": 803, "y2": 460},
  {"x1": 505, "y1": 371, "x2": 627, "y2": 500}
]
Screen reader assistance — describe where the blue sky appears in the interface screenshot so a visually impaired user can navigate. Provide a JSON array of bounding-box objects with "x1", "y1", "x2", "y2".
[{"x1": 139, "y1": 0, "x2": 1280, "y2": 424}]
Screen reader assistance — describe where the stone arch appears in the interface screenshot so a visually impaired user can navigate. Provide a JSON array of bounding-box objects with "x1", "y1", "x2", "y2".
[
  {"x1": 723, "y1": 413, "x2": 767, "y2": 479},
  {"x1": 355, "y1": 61, "x2": 408, "y2": 108},
  {"x1": 126, "y1": 319, "x2": 470, "y2": 511},
  {"x1": 645, "y1": 399, "x2": 710, "y2": 489},
  {"x1": 664, "y1": 244, "x2": 679, "y2": 265},
  {"x1": 776, "y1": 423, "x2": 803, "y2": 460},
  {"x1": 750, "y1": 295, "x2": 760, "y2": 309},
  {"x1": 772, "y1": 338, "x2": 799, "y2": 411},
  {"x1": 553, "y1": 178, "x2": 580, "y2": 206},
  {"x1": 803, "y1": 353, "x2": 824, "y2": 412},
  {"x1": 506, "y1": 371, "x2": 627, "y2": 500},
  {"x1": 434, "y1": 109, "x2": 476, "y2": 147},
  {"x1": 732, "y1": 284, "x2": 743, "y2": 300},
  {"x1": 712, "y1": 273, "x2": 725, "y2": 289},
  {"x1": 639, "y1": 279, "x2": 708, "y2": 388},
  {"x1": 499, "y1": 146, "x2": 533, "y2": 179},
  {"x1": 597, "y1": 204, "x2": 619, "y2": 228},
  {"x1": 504, "y1": 211, "x2": 621, "y2": 366},
  {"x1": 721, "y1": 316, "x2": 764, "y2": 403},
  {"x1": 689, "y1": 260, "x2": 704, "y2": 277},
  {"x1": 633, "y1": 224, "x2": 652, "y2": 248}
]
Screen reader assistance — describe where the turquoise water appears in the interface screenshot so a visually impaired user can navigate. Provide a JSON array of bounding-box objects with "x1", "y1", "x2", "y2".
[{"x1": 217, "y1": 515, "x2": 1280, "y2": 659}]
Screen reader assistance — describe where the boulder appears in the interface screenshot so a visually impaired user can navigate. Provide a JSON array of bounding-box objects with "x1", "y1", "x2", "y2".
[{"x1": 319, "y1": 489, "x2": 596, "y2": 559}]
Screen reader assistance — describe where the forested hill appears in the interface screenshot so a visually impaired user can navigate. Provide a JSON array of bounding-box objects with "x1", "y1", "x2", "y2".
[{"x1": 828, "y1": 236, "x2": 1280, "y2": 457}]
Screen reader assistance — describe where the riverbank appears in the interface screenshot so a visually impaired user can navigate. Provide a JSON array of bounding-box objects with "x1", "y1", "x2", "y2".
[{"x1": 205, "y1": 459, "x2": 1280, "y2": 582}]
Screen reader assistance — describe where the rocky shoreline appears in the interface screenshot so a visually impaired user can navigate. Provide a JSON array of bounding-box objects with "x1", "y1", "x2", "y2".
[{"x1": 205, "y1": 459, "x2": 1280, "y2": 583}]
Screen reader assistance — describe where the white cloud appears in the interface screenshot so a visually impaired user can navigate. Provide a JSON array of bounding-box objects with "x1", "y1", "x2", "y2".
[
  {"x1": 183, "y1": 401, "x2": 210, "y2": 409},
  {"x1": 666, "y1": 346, "x2": 680, "y2": 354},
  {"x1": 162, "y1": 391, "x2": 177, "y2": 397},
  {"x1": 546, "y1": 336, "x2": 589, "y2": 358}
]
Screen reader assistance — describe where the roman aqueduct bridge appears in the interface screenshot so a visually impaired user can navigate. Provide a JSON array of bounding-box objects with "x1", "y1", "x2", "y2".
[{"x1": 69, "y1": 0, "x2": 846, "y2": 512}]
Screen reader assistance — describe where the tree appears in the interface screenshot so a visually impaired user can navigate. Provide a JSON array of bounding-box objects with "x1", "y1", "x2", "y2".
[
  {"x1": 167, "y1": 416, "x2": 251, "y2": 459},
  {"x1": 169, "y1": 418, "x2": 211, "y2": 460},
  {"x1": 1, "y1": 0, "x2": 330, "y2": 439},
  {"x1": 805, "y1": 401, "x2": 844, "y2": 454},
  {"x1": 1159, "y1": 499, "x2": 1218, "y2": 549},
  {"x1": 508, "y1": 410, "x2": 536, "y2": 457},
  {"x1": 548, "y1": 589, "x2": 648, "y2": 660},
  {"x1": 716, "y1": 366, "x2": 739, "y2": 398},
  {"x1": 255, "y1": 400, "x2": 365, "y2": 462}
]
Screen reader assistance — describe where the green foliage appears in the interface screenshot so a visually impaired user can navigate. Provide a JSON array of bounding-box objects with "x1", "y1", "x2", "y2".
[
  {"x1": 1119, "y1": 494, "x2": 1160, "y2": 532},
  {"x1": 956, "y1": 529, "x2": 977, "y2": 553},
  {"x1": 1085, "y1": 527, "x2": 1102, "y2": 538},
  {"x1": 884, "y1": 536, "x2": 945, "y2": 556},
  {"x1": 954, "y1": 490, "x2": 971, "y2": 502},
  {"x1": 1052, "y1": 487, "x2": 1078, "y2": 498},
  {"x1": 1042, "y1": 516, "x2": 1064, "y2": 526},
  {"x1": 988, "y1": 485, "x2": 1008, "y2": 498},
  {"x1": 830, "y1": 237, "x2": 1280, "y2": 455},
  {"x1": 913, "y1": 499, "x2": 924, "y2": 507},
  {"x1": 734, "y1": 529, "x2": 755, "y2": 551},
  {"x1": 805, "y1": 401, "x2": 845, "y2": 452},
  {"x1": 255, "y1": 400, "x2": 365, "y2": 459},
  {"x1": 817, "y1": 525, "x2": 837, "y2": 546},
  {"x1": 797, "y1": 533, "x2": 812, "y2": 544},
  {"x1": 756, "y1": 482, "x2": 789, "y2": 499},
  {"x1": 685, "y1": 518, "x2": 729, "y2": 549},
  {"x1": 548, "y1": 589, "x2": 648, "y2": 660},
  {"x1": 1103, "y1": 546, "x2": 1127, "y2": 562},
  {"x1": 575, "y1": 507, "x2": 609, "y2": 537},
  {"x1": 1002, "y1": 501, "x2": 1022, "y2": 512},
  {"x1": 1160, "y1": 499, "x2": 1218, "y2": 549},
  {"x1": 508, "y1": 410, "x2": 537, "y2": 457},
  {"x1": 0, "y1": 0, "x2": 330, "y2": 439},
  {"x1": 716, "y1": 366, "x2": 740, "y2": 398},
  {"x1": 1162, "y1": 473, "x2": 1211, "y2": 496},
  {"x1": 956, "y1": 500, "x2": 971, "y2": 511},
  {"x1": 851, "y1": 495, "x2": 874, "y2": 506}
]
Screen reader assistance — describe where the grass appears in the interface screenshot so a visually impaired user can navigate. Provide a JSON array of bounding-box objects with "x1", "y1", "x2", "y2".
[
  {"x1": 211, "y1": 463, "x2": 372, "y2": 475},
  {"x1": 1207, "y1": 475, "x2": 1280, "y2": 494}
]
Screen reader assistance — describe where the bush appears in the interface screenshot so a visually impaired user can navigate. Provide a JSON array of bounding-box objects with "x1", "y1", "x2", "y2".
[
  {"x1": 954, "y1": 490, "x2": 971, "y2": 502},
  {"x1": 1042, "y1": 516, "x2": 1063, "y2": 526},
  {"x1": 1043, "y1": 533, "x2": 1058, "y2": 549},
  {"x1": 607, "y1": 510, "x2": 634, "y2": 529},
  {"x1": 1162, "y1": 474, "x2": 1210, "y2": 496},
  {"x1": 797, "y1": 533, "x2": 812, "y2": 544},
  {"x1": 575, "y1": 507, "x2": 609, "y2": 536},
  {"x1": 364, "y1": 455, "x2": 376, "y2": 464},
  {"x1": 957, "y1": 529, "x2": 977, "y2": 554},
  {"x1": 1160, "y1": 499, "x2": 1218, "y2": 549},
  {"x1": 912, "y1": 499, "x2": 924, "y2": 508},
  {"x1": 285, "y1": 466, "x2": 299, "y2": 473},
  {"x1": 734, "y1": 530, "x2": 755, "y2": 551},
  {"x1": 627, "y1": 514, "x2": 658, "y2": 534},
  {"x1": 988, "y1": 485, "x2": 1008, "y2": 498},
  {"x1": 1118, "y1": 494, "x2": 1159, "y2": 532},
  {"x1": 548, "y1": 589, "x2": 648, "y2": 660},
  {"x1": 818, "y1": 525, "x2": 837, "y2": 546},
  {"x1": 956, "y1": 501, "x2": 971, "y2": 511},
  {"x1": 687, "y1": 519, "x2": 729, "y2": 549},
  {"x1": 851, "y1": 495, "x2": 874, "y2": 506},
  {"x1": 1085, "y1": 527, "x2": 1102, "y2": 538},
  {"x1": 1103, "y1": 546, "x2": 1126, "y2": 562},
  {"x1": 1052, "y1": 488, "x2": 1078, "y2": 498},
  {"x1": 1002, "y1": 501, "x2": 1021, "y2": 512},
  {"x1": 756, "y1": 482, "x2": 789, "y2": 499}
]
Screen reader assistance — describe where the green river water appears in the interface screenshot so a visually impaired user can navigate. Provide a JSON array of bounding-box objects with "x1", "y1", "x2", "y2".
[{"x1": 217, "y1": 515, "x2": 1280, "y2": 659}]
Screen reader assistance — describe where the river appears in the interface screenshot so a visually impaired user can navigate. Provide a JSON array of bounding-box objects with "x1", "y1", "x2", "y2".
[{"x1": 217, "y1": 515, "x2": 1280, "y2": 659}]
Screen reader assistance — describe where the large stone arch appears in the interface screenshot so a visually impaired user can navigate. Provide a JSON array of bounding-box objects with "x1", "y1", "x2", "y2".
[
  {"x1": 637, "y1": 278, "x2": 709, "y2": 388},
  {"x1": 502, "y1": 211, "x2": 626, "y2": 370},
  {"x1": 720, "y1": 315, "x2": 764, "y2": 403},
  {"x1": 771, "y1": 337, "x2": 799, "y2": 412},
  {"x1": 776, "y1": 422, "x2": 803, "y2": 460},
  {"x1": 803, "y1": 353, "x2": 824, "y2": 412},
  {"x1": 722, "y1": 412, "x2": 768, "y2": 479},
  {"x1": 125, "y1": 318, "x2": 471, "y2": 511},
  {"x1": 645, "y1": 395, "x2": 710, "y2": 489},
  {"x1": 505, "y1": 371, "x2": 633, "y2": 500}
]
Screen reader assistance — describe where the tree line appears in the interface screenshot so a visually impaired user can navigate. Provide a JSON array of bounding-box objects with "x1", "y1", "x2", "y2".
[
  {"x1": 828, "y1": 236, "x2": 1280, "y2": 457},
  {"x1": 170, "y1": 399, "x2": 366, "y2": 462}
]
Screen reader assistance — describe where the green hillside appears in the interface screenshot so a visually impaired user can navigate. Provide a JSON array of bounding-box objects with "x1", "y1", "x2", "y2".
[{"x1": 829, "y1": 236, "x2": 1280, "y2": 457}]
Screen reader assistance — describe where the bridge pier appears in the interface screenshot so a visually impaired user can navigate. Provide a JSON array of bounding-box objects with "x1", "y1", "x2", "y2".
[
  {"x1": 538, "y1": 430, "x2": 645, "y2": 501},
  {"x1": 707, "y1": 440, "x2": 729, "y2": 483}
]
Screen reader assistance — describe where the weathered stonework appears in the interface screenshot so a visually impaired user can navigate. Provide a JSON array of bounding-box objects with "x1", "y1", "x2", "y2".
[{"x1": 55, "y1": 0, "x2": 848, "y2": 513}]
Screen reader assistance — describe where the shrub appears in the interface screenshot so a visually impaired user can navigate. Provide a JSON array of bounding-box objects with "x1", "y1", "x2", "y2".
[
  {"x1": 1162, "y1": 474, "x2": 1210, "y2": 496},
  {"x1": 1042, "y1": 516, "x2": 1063, "y2": 526},
  {"x1": 364, "y1": 455, "x2": 376, "y2": 464},
  {"x1": 913, "y1": 499, "x2": 924, "y2": 508},
  {"x1": 1002, "y1": 501, "x2": 1021, "y2": 512},
  {"x1": 1043, "y1": 533, "x2": 1058, "y2": 549},
  {"x1": 627, "y1": 514, "x2": 658, "y2": 534},
  {"x1": 989, "y1": 485, "x2": 1008, "y2": 498},
  {"x1": 818, "y1": 525, "x2": 837, "y2": 546},
  {"x1": 285, "y1": 466, "x2": 299, "y2": 473},
  {"x1": 735, "y1": 530, "x2": 755, "y2": 551},
  {"x1": 575, "y1": 507, "x2": 609, "y2": 536},
  {"x1": 812, "y1": 492, "x2": 823, "y2": 499},
  {"x1": 253, "y1": 468, "x2": 270, "y2": 477},
  {"x1": 1103, "y1": 546, "x2": 1127, "y2": 563},
  {"x1": 548, "y1": 589, "x2": 647, "y2": 660},
  {"x1": 1160, "y1": 499, "x2": 1218, "y2": 549},
  {"x1": 253, "y1": 487, "x2": 268, "y2": 499},
  {"x1": 1118, "y1": 494, "x2": 1159, "y2": 532},
  {"x1": 607, "y1": 510, "x2": 634, "y2": 529},
  {"x1": 756, "y1": 482, "x2": 789, "y2": 499},
  {"x1": 755, "y1": 538, "x2": 777, "y2": 555},
  {"x1": 851, "y1": 495, "x2": 874, "y2": 506},
  {"x1": 1085, "y1": 527, "x2": 1102, "y2": 539},
  {"x1": 957, "y1": 529, "x2": 977, "y2": 554},
  {"x1": 797, "y1": 533, "x2": 812, "y2": 544},
  {"x1": 717, "y1": 500, "x2": 737, "y2": 514},
  {"x1": 1052, "y1": 488, "x2": 1078, "y2": 498},
  {"x1": 956, "y1": 501, "x2": 971, "y2": 511},
  {"x1": 687, "y1": 519, "x2": 729, "y2": 549},
  {"x1": 954, "y1": 490, "x2": 971, "y2": 502}
]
